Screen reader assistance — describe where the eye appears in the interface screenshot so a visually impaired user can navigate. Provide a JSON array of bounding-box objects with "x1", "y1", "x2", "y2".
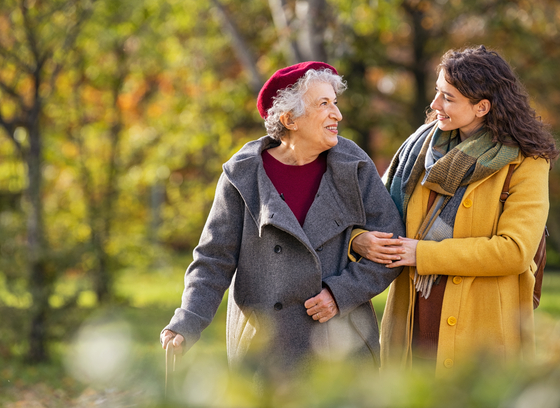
[{"x1": 435, "y1": 87, "x2": 451, "y2": 102}]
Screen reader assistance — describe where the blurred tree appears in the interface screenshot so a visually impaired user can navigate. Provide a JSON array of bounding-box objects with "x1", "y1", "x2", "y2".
[
  {"x1": 0, "y1": 0, "x2": 95, "y2": 362},
  {"x1": 61, "y1": 0, "x2": 169, "y2": 303}
]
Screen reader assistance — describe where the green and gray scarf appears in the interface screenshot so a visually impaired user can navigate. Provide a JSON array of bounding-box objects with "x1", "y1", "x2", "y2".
[{"x1": 384, "y1": 121, "x2": 519, "y2": 298}]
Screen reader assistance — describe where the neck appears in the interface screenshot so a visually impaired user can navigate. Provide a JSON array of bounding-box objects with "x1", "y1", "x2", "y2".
[
  {"x1": 269, "y1": 135, "x2": 321, "y2": 165},
  {"x1": 459, "y1": 124, "x2": 484, "y2": 142}
]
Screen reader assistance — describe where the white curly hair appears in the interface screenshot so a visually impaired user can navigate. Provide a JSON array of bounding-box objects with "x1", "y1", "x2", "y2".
[{"x1": 264, "y1": 69, "x2": 347, "y2": 141}]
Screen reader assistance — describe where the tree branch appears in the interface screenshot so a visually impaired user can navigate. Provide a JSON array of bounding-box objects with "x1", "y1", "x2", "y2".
[
  {"x1": 0, "y1": 77, "x2": 28, "y2": 109},
  {"x1": 210, "y1": 0, "x2": 263, "y2": 95},
  {"x1": 46, "y1": 0, "x2": 97, "y2": 100},
  {"x1": 0, "y1": 112, "x2": 23, "y2": 153},
  {"x1": 267, "y1": 0, "x2": 304, "y2": 64},
  {"x1": 19, "y1": 0, "x2": 41, "y2": 70},
  {"x1": 0, "y1": 46, "x2": 34, "y2": 75}
]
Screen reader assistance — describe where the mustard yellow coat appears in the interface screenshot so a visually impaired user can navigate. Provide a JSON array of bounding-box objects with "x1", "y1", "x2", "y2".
[{"x1": 380, "y1": 153, "x2": 550, "y2": 377}]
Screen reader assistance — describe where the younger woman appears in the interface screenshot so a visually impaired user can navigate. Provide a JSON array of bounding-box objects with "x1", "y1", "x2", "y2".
[{"x1": 351, "y1": 45, "x2": 558, "y2": 376}]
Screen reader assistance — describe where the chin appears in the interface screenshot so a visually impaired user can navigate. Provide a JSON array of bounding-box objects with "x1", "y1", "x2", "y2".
[
  {"x1": 327, "y1": 136, "x2": 339, "y2": 148},
  {"x1": 437, "y1": 121, "x2": 455, "y2": 132}
]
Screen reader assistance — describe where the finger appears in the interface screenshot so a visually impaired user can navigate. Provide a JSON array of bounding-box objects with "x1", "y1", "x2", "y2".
[
  {"x1": 380, "y1": 245, "x2": 406, "y2": 252},
  {"x1": 304, "y1": 295, "x2": 319, "y2": 309},
  {"x1": 318, "y1": 306, "x2": 338, "y2": 323},
  {"x1": 161, "y1": 331, "x2": 174, "y2": 349},
  {"x1": 376, "y1": 251, "x2": 403, "y2": 259},
  {"x1": 386, "y1": 259, "x2": 407, "y2": 268},
  {"x1": 319, "y1": 312, "x2": 335, "y2": 323},
  {"x1": 305, "y1": 288, "x2": 331, "y2": 309},
  {"x1": 371, "y1": 231, "x2": 394, "y2": 238},
  {"x1": 306, "y1": 302, "x2": 324, "y2": 315},
  {"x1": 309, "y1": 299, "x2": 334, "y2": 316},
  {"x1": 370, "y1": 258, "x2": 392, "y2": 264},
  {"x1": 376, "y1": 239, "x2": 404, "y2": 246},
  {"x1": 173, "y1": 335, "x2": 184, "y2": 347},
  {"x1": 313, "y1": 301, "x2": 337, "y2": 315},
  {"x1": 365, "y1": 253, "x2": 400, "y2": 263},
  {"x1": 309, "y1": 304, "x2": 328, "y2": 316}
]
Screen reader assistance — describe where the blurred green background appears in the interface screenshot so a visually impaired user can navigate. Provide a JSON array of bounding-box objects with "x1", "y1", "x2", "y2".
[{"x1": 1, "y1": 0, "x2": 560, "y2": 406}]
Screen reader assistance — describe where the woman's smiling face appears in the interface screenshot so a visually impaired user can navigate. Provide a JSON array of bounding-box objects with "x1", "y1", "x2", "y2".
[
  {"x1": 293, "y1": 82, "x2": 342, "y2": 151},
  {"x1": 430, "y1": 70, "x2": 488, "y2": 141}
]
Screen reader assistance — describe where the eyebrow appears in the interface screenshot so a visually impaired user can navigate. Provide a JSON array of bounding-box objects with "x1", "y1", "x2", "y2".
[
  {"x1": 435, "y1": 86, "x2": 455, "y2": 99},
  {"x1": 317, "y1": 96, "x2": 337, "y2": 103}
]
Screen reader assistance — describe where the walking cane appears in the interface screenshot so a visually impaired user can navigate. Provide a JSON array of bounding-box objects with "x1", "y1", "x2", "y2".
[{"x1": 165, "y1": 341, "x2": 176, "y2": 399}]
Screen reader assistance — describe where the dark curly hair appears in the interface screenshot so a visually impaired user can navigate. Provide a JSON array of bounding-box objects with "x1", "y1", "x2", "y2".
[{"x1": 426, "y1": 45, "x2": 559, "y2": 162}]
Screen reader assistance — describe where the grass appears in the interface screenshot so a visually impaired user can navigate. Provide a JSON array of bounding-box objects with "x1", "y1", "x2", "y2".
[{"x1": 2, "y1": 264, "x2": 560, "y2": 407}]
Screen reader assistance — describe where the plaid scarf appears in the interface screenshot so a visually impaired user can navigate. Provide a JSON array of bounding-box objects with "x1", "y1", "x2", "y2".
[{"x1": 384, "y1": 121, "x2": 519, "y2": 298}]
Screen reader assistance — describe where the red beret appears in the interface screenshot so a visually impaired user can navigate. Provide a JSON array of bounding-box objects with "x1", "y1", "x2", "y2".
[{"x1": 257, "y1": 61, "x2": 338, "y2": 119}]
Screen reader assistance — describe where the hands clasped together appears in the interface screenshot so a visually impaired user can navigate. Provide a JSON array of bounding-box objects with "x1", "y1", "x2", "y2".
[{"x1": 352, "y1": 231, "x2": 418, "y2": 268}]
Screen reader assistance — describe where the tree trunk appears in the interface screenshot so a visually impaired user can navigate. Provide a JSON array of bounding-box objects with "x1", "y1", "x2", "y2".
[
  {"x1": 404, "y1": 0, "x2": 432, "y2": 126},
  {"x1": 305, "y1": 0, "x2": 329, "y2": 62},
  {"x1": 268, "y1": 0, "x2": 304, "y2": 64},
  {"x1": 26, "y1": 113, "x2": 50, "y2": 363}
]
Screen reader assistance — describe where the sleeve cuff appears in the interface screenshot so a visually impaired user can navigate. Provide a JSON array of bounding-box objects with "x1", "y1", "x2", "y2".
[{"x1": 348, "y1": 228, "x2": 368, "y2": 262}]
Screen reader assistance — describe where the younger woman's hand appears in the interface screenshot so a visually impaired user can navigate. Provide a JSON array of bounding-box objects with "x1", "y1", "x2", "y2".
[{"x1": 386, "y1": 237, "x2": 418, "y2": 268}]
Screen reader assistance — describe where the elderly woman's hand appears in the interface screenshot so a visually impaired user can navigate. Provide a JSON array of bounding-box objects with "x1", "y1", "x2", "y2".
[
  {"x1": 304, "y1": 288, "x2": 339, "y2": 323},
  {"x1": 161, "y1": 329, "x2": 184, "y2": 354},
  {"x1": 352, "y1": 231, "x2": 404, "y2": 264}
]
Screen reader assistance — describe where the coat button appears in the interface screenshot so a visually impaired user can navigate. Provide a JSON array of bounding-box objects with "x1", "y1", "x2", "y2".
[
  {"x1": 447, "y1": 316, "x2": 457, "y2": 326},
  {"x1": 316, "y1": 246, "x2": 323, "y2": 252},
  {"x1": 452, "y1": 276, "x2": 462, "y2": 285},
  {"x1": 444, "y1": 358, "x2": 454, "y2": 368},
  {"x1": 462, "y1": 198, "x2": 473, "y2": 208},
  {"x1": 274, "y1": 245, "x2": 282, "y2": 253},
  {"x1": 274, "y1": 302, "x2": 283, "y2": 311}
]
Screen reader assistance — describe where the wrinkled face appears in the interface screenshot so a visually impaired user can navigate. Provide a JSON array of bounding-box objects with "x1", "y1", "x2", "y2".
[
  {"x1": 293, "y1": 82, "x2": 342, "y2": 151},
  {"x1": 430, "y1": 70, "x2": 486, "y2": 140}
]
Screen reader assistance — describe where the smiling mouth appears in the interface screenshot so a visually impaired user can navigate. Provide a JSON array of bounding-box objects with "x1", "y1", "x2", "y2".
[
  {"x1": 437, "y1": 113, "x2": 449, "y2": 120},
  {"x1": 326, "y1": 125, "x2": 338, "y2": 131}
]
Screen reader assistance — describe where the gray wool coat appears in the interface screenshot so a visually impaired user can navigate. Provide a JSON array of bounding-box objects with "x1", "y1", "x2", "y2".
[{"x1": 164, "y1": 135, "x2": 404, "y2": 373}]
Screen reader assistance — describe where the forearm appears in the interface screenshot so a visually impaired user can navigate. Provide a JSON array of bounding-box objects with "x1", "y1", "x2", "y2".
[
  {"x1": 164, "y1": 173, "x2": 243, "y2": 348},
  {"x1": 324, "y1": 258, "x2": 403, "y2": 316}
]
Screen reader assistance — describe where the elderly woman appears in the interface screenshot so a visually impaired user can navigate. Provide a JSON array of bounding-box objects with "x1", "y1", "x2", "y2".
[{"x1": 161, "y1": 62, "x2": 404, "y2": 379}]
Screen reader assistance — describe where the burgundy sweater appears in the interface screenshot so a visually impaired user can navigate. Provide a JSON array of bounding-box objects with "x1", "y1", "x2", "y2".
[{"x1": 262, "y1": 149, "x2": 327, "y2": 226}]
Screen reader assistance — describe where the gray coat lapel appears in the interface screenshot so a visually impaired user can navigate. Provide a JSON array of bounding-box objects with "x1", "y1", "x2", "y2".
[
  {"x1": 223, "y1": 135, "x2": 369, "y2": 253},
  {"x1": 223, "y1": 137, "x2": 315, "y2": 252},
  {"x1": 303, "y1": 148, "x2": 367, "y2": 249}
]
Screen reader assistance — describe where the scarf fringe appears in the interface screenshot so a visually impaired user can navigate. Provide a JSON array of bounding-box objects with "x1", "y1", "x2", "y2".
[{"x1": 414, "y1": 271, "x2": 439, "y2": 299}]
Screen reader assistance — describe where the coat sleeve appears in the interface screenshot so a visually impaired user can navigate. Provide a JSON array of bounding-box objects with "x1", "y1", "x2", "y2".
[
  {"x1": 323, "y1": 159, "x2": 406, "y2": 317},
  {"x1": 416, "y1": 157, "x2": 549, "y2": 277},
  {"x1": 163, "y1": 172, "x2": 244, "y2": 350}
]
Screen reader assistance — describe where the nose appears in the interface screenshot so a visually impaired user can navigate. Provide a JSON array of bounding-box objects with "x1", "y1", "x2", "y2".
[
  {"x1": 331, "y1": 104, "x2": 342, "y2": 121},
  {"x1": 430, "y1": 93, "x2": 442, "y2": 111}
]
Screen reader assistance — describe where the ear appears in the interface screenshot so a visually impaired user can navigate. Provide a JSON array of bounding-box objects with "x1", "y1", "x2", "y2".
[
  {"x1": 475, "y1": 99, "x2": 491, "y2": 117},
  {"x1": 279, "y1": 112, "x2": 297, "y2": 131}
]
